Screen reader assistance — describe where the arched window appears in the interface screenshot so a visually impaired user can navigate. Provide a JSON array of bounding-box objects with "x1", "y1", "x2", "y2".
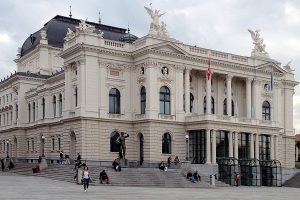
[
  {"x1": 262, "y1": 101, "x2": 271, "y2": 120},
  {"x1": 109, "y1": 88, "x2": 121, "y2": 114},
  {"x1": 190, "y1": 93, "x2": 194, "y2": 113},
  {"x1": 28, "y1": 103, "x2": 31, "y2": 122},
  {"x1": 223, "y1": 98, "x2": 235, "y2": 116},
  {"x1": 58, "y1": 94, "x2": 62, "y2": 116},
  {"x1": 53, "y1": 96, "x2": 56, "y2": 117},
  {"x1": 33, "y1": 102, "x2": 36, "y2": 121},
  {"x1": 159, "y1": 86, "x2": 171, "y2": 115},
  {"x1": 42, "y1": 98, "x2": 45, "y2": 119},
  {"x1": 75, "y1": 87, "x2": 78, "y2": 107},
  {"x1": 162, "y1": 133, "x2": 172, "y2": 154},
  {"x1": 110, "y1": 131, "x2": 120, "y2": 152},
  {"x1": 204, "y1": 96, "x2": 215, "y2": 114},
  {"x1": 140, "y1": 86, "x2": 146, "y2": 114}
]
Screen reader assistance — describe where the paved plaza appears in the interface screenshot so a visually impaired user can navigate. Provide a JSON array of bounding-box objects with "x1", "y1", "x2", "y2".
[{"x1": 0, "y1": 173, "x2": 299, "y2": 199}]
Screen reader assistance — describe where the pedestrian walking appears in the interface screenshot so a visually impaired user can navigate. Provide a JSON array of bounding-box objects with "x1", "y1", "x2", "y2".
[
  {"x1": 234, "y1": 172, "x2": 240, "y2": 186},
  {"x1": 59, "y1": 150, "x2": 64, "y2": 164},
  {"x1": 82, "y1": 165, "x2": 90, "y2": 192}
]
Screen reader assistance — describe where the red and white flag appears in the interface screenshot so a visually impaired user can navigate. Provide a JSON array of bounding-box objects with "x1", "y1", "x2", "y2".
[{"x1": 207, "y1": 56, "x2": 211, "y2": 80}]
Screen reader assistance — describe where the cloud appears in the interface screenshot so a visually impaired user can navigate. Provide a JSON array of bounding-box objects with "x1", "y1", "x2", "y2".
[{"x1": 0, "y1": 33, "x2": 12, "y2": 44}]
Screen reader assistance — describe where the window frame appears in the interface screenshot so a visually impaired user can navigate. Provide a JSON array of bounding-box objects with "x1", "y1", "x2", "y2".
[
  {"x1": 159, "y1": 86, "x2": 171, "y2": 115},
  {"x1": 109, "y1": 88, "x2": 121, "y2": 114}
]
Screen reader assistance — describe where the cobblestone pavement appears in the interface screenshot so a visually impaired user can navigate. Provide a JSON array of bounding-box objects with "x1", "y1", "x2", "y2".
[{"x1": 0, "y1": 173, "x2": 299, "y2": 200}]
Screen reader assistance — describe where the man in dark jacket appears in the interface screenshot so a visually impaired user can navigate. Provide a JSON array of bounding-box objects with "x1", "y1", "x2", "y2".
[{"x1": 99, "y1": 170, "x2": 110, "y2": 184}]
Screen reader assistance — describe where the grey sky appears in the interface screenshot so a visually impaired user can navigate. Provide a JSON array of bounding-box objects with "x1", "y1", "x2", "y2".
[{"x1": 0, "y1": 0, "x2": 299, "y2": 132}]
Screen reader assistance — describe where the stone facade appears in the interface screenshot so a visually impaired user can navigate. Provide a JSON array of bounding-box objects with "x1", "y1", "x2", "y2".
[{"x1": 0, "y1": 14, "x2": 298, "y2": 171}]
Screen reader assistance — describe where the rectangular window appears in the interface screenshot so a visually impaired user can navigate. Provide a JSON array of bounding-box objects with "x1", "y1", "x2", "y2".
[
  {"x1": 0, "y1": 115, "x2": 1, "y2": 126},
  {"x1": 238, "y1": 132, "x2": 250, "y2": 159},
  {"x1": 52, "y1": 138, "x2": 55, "y2": 151},
  {"x1": 32, "y1": 140, "x2": 34, "y2": 152},
  {"x1": 27, "y1": 140, "x2": 30, "y2": 152},
  {"x1": 3, "y1": 141, "x2": 5, "y2": 152},
  {"x1": 259, "y1": 134, "x2": 270, "y2": 160},
  {"x1": 188, "y1": 130, "x2": 206, "y2": 164},
  {"x1": 3, "y1": 114, "x2": 5, "y2": 125},
  {"x1": 216, "y1": 131, "x2": 229, "y2": 158},
  {"x1": 6, "y1": 113, "x2": 8, "y2": 125},
  {"x1": 10, "y1": 111, "x2": 12, "y2": 124},
  {"x1": 58, "y1": 138, "x2": 61, "y2": 150},
  {"x1": 10, "y1": 93, "x2": 12, "y2": 101},
  {"x1": 6, "y1": 95, "x2": 8, "y2": 103}
]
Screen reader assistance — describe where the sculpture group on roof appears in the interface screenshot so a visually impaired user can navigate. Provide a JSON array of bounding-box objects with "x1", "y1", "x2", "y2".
[
  {"x1": 248, "y1": 29, "x2": 269, "y2": 58},
  {"x1": 144, "y1": 5, "x2": 169, "y2": 37}
]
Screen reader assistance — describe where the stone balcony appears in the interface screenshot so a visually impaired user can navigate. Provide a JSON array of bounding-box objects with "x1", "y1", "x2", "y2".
[{"x1": 185, "y1": 114, "x2": 279, "y2": 127}]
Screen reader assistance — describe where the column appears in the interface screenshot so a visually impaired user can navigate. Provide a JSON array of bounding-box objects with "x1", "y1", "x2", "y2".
[
  {"x1": 184, "y1": 68, "x2": 191, "y2": 114},
  {"x1": 255, "y1": 134, "x2": 260, "y2": 160},
  {"x1": 270, "y1": 135, "x2": 274, "y2": 160},
  {"x1": 176, "y1": 66, "x2": 184, "y2": 114},
  {"x1": 206, "y1": 75, "x2": 211, "y2": 114},
  {"x1": 246, "y1": 78, "x2": 252, "y2": 119},
  {"x1": 228, "y1": 131, "x2": 233, "y2": 157},
  {"x1": 206, "y1": 129, "x2": 211, "y2": 164},
  {"x1": 250, "y1": 133, "x2": 254, "y2": 159},
  {"x1": 145, "y1": 65, "x2": 158, "y2": 119},
  {"x1": 211, "y1": 129, "x2": 216, "y2": 164},
  {"x1": 226, "y1": 74, "x2": 232, "y2": 116},
  {"x1": 78, "y1": 60, "x2": 86, "y2": 108},
  {"x1": 234, "y1": 131, "x2": 239, "y2": 160},
  {"x1": 274, "y1": 135, "x2": 278, "y2": 160}
]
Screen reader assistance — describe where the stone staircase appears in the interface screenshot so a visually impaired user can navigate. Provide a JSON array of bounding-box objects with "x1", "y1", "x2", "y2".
[
  {"x1": 6, "y1": 163, "x2": 229, "y2": 188},
  {"x1": 283, "y1": 172, "x2": 300, "y2": 188}
]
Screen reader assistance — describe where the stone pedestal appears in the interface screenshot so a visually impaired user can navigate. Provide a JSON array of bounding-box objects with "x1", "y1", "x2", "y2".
[
  {"x1": 40, "y1": 158, "x2": 48, "y2": 171},
  {"x1": 77, "y1": 169, "x2": 83, "y2": 184},
  {"x1": 117, "y1": 158, "x2": 128, "y2": 168}
]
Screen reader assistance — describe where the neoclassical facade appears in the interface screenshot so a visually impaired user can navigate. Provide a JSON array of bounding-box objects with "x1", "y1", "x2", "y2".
[{"x1": 0, "y1": 11, "x2": 298, "y2": 183}]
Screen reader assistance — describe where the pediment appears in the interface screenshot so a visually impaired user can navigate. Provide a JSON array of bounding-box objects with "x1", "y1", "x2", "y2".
[
  {"x1": 150, "y1": 42, "x2": 189, "y2": 56},
  {"x1": 256, "y1": 63, "x2": 285, "y2": 75}
]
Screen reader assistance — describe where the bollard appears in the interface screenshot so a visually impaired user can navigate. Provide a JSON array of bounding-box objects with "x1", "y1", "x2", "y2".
[
  {"x1": 210, "y1": 175, "x2": 215, "y2": 186},
  {"x1": 77, "y1": 168, "x2": 82, "y2": 184}
]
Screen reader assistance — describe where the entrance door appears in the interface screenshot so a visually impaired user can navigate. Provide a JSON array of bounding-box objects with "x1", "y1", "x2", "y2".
[{"x1": 139, "y1": 133, "x2": 144, "y2": 165}]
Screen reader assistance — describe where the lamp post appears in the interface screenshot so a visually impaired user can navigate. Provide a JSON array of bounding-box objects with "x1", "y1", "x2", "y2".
[
  {"x1": 41, "y1": 135, "x2": 45, "y2": 157},
  {"x1": 6, "y1": 140, "x2": 9, "y2": 158},
  {"x1": 185, "y1": 134, "x2": 189, "y2": 161}
]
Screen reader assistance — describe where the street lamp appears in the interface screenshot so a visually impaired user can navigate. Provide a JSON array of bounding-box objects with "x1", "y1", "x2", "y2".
[
  {"x1": 6, "y1": 140, "x2": 9, "y2": 158},
  {"x1": 41, "y1": 135, "x2": 45, "y2": 157},
  {"x1": 185, "y1": 134, "x2": 189, "y2": 161}
]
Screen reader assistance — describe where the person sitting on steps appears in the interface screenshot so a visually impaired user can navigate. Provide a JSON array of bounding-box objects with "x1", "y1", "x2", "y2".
[
  {"x1": 167, "y1": 156, "x2": 172, "y2": 168},
  {"x1": 159, "y1": 161, "x2": 167, "y2": 171},
  {"x1": 112, "y1": 159, "x2": 121, "y2": 172},
  {"x1": 193, "y1": 171, "x2": 201, "y2": 182},
  {"x1": 99, "y1": 170, "x2": 110, "y2": 184},
  {"x1": 174, "y1": 156, "x2": 180, "y2": 165},
  {"x1": 186, "y1": 171, "x2": 196, "y2": 183}
]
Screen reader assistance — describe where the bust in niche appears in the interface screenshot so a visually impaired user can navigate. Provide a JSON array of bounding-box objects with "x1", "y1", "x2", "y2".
[
  {"x1": 264, "y1": 83, "x2": 270, "y2": 91},
  {"x1": 161, "y1": 66, "x2": 168, "y2": 75},
  {"x1": 140, "y1": 67, "x2": 145, "y2": 75}
]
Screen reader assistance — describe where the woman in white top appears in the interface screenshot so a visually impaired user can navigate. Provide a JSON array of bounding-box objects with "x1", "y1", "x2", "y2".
[{"x1": 82, "y1": 165, "x2": 90, "y2": 192}]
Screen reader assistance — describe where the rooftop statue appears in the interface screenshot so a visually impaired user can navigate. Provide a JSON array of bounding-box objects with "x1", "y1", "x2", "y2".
[
  {"x1": 283, "y1": 59, "x2": 294, "y2": 73},
  {"x1": 64, "y1": 28, "x2": 75, "y2": 41},
  {"x1": 144, "y1": 5, "x2": 169, "y2": 37},
  {"x1": 76, "y1": 19, "x2": 95, "y2": 34},
  {"x1": 248, "y1": 29, "x2": 269, "y2": 58}
]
